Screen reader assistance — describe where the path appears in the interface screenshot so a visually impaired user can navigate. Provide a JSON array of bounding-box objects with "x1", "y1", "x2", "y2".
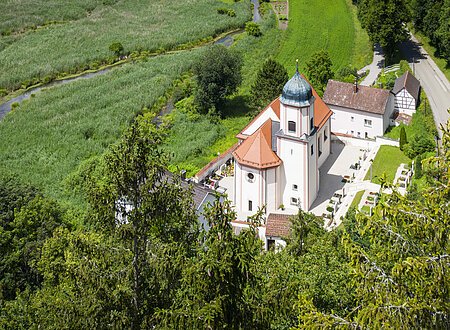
[
  {"x1": 358, "y1": 43, "x2": 384, "y2": 86},
  {"x1": 399, "y1": 32, "x2": 450, "y2": 138},
  {"x1": 250, "y1": 0, "x2": 261, "y2": 22}
]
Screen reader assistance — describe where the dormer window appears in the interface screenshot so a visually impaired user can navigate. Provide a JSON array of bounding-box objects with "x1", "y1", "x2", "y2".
[{"x1": 288, "y1": 121, "x2": 296, "y2": 133}]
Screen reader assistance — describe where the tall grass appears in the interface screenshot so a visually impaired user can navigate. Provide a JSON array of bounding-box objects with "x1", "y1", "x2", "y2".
[
  {"x1": 0, "y1": 51, "x2": 202, "y2": 203},
  {"x1": 0, "y1": 0, "x2": 251, "y2": 91},
  {"x1": 276, "y1": 0, "x2": 371, "y2": 74}
]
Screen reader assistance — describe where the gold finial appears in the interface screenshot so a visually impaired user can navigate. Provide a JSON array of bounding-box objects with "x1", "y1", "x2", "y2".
[{"x1": 296, "y1": 59, "x2": 299, "y2": 72}]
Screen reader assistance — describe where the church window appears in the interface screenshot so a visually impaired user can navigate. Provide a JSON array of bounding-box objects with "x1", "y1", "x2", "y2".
[
  {"x1": 311, "y1": 145, "x2": 314, "y2": 156},
  {"x1": 292, "y1": 184, "x2": 298, "y2": 191},
  {"x1": 324, "y1": 128, "x2": 328, "y2": 141},
  {"x1": 290, "y1": 197, "x2": 298, "y2": 205},
  {"x1": 351, "y1": 116, "x2": 355, "y2": 122},
  {"x1": 310, "y1": 117, "x2": 314, "y2": 131},
  {"x1": 247, "y1": 172, "x2": 255, "y2": 182},
  {"x1": 288, "y1": 121, "x2": 296, "y2": 133},
  {"x1": 248, "y1": 200, "x2": 253, "y2": 211}
]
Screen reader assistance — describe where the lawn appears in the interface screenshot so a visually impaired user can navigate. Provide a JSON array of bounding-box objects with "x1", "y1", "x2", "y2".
[
  {"x1": 0, "y1": 51, "x2": 202, "y2": 205},
  {"x1": 0, "y1": 0, "x2": 251, "y2": 91},
  {"x1": 276, "y1": 0, "x2": 372, "y2": 75},
  {"x1": 350, "y1": 190, "x2": 364, "y2": 210},
  {"x1": 365, "y1": 146, "x2": 410, "y2": 184}
]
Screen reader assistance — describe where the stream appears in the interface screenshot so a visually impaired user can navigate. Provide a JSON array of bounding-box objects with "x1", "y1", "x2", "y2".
[{"x1": 0, "y1": 1, "x2": 261, "y2": 121}]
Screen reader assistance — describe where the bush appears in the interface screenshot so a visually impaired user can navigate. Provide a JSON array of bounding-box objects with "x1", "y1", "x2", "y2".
[
  {"x1": 414, "y1": 154, "x2": 423, "y2": 179},
  {"x1": 217, "y1": 8, "x2": 236, "y2": 17},
  {"x1": 245, "y1": 22, "x2": 262, "y2": 37},
  {"x1": 404, "y1": 134, "x2": 435, "y2": 159},
  {"x1": 108, "y1": 42, "x2": 124, "y2": 57}
]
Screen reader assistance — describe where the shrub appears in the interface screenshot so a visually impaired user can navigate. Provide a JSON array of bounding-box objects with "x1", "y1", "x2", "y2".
[
  {"x1": 108, "y1": 42, "x2": 124, "y2": 57},
  {"x1": 399, "y1": 126, "x2": 407, "y2": 150},
  {"x1": 245, "y1": 22, "x2": 262, "y2": 37},
  {"x1": 404, "y1": 134, "x2": 435, "y2": 159},
  {"x1": 414, "y1": 154, "x2": 423, "y2": 179}
]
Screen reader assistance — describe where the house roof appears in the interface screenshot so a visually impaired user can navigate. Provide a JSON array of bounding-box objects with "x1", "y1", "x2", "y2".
[
  {"x1": 323, "y1": 80, "x2": 390, "y2": 115},
  {"x1": 311, "y1": 84, "x2": 333, "y2": 128},
  {"x1": 233, "y1": 119, "x2": 282, "y2": 169},
  {"x1": 266, "y1": 213, "x2": 291, "y2": 238},
  {"x1": 392, "y1": 71, "x2": 420, "y2": 101}
]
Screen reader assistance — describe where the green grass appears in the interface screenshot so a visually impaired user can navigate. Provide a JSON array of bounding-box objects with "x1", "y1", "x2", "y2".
[
  {"x1": 365, "y1": 146, "x2": 410, "y2": 184},
  {"x1": 0, "y1": 51, "x2": 202, "y2": 204},
  {"x1": 276, "y1": 0, "x2": 371, "y2": 75},
  {"x1": 384, "y1": 90, "x2": 437, "y2": 141},
  {"x1": 0, "y1": 0, "x2": 251, "y2": 91},
  {"x1": 410, "y1": 28, "x2": 450, "y2": 82},
  {"x1": 350, "y1": 190, "x2": 364, "y2": 209}
]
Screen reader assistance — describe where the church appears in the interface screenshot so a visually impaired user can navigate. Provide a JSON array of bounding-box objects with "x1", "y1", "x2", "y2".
[{"x1": 232, "y1": 65, "x2": 333, "y2": 220}]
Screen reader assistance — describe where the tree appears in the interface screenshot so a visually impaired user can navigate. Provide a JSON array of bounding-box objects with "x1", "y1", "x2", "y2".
[
  {"x1": 250, "y1": 58, "x2": 289, "y2": 110},
  {"x1": 295, "y1": 121, "x2": 450, "y2": 328},
  {"x1": 399, "y1": 125, "x2": 407, "y2": 150},
  {"x1": 109, "y1": 42, "x2": 124, "y2": 57},
  {"x1": 305, "y1": 50, "x2": 334, "y2": 95},
  {"x1": 358, "y1": 0, "x2": 409, "y2": 62},
  {"x1": 245, "y1": 22, "x2": 262, "y2": 37},
  {"x1": 0, "y1": 177, "x2": 65, "y2": 301},
  {"x1": 194, "y1": 45, "x2": 242, "y2": 114}
]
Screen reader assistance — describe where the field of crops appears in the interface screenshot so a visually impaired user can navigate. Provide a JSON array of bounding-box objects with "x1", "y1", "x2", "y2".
[
  {"x1": 276, "y1": 0, "x2": 372, "y2": 74},
  {"x1": 0, "y1": 0, "x2": 250, "y2": 91},
  {"x1": 0, "y1": 51, "x2": 202, "y2": 203}
]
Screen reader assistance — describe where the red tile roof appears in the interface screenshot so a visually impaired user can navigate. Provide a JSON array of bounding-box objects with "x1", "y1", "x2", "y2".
[
  {"x1": 233, "y1": 119, "x2": 282, "y2": 169},
  {"x1": 266, "y1": 213, "x2": 291, "y2": 237}
]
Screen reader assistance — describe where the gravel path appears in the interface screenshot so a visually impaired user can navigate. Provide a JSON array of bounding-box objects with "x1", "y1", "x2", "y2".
[{"x1": 358, "y1": 43, "x2": 384, "y2": 86}]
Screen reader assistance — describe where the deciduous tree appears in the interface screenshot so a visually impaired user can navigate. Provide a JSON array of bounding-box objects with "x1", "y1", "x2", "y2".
[{"x1": 305, "y1": 51, "x2": 334, "y2": 95}]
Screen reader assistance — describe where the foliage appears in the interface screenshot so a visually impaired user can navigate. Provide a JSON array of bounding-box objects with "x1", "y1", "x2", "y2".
[
  {"x1": 305, "y1": 50, "x2": 334, "y2": 95},
  {"x1": 0, "y1": 51, "x2": 201, "y2": 207},
  {"x1": 194, "y1": 45, "x2": 242, "y2": 113},
  {"x1": 217, "y1": 8, "x2": 236, "y2": 17},
  {"x1": 250, "y1": 58, "x2": 288, "y2": 110},
  {"x1": 285, "y1": 210, "x2": 325, "y2": 256},
  {"x1": 399, "y1": 126, "x2": 407, "y2": 150},
  {"x1": 365, "y1": 146, "x2": 410, "y2": 184},
  {"x1": 276, "y1": 0, "x2": 372, "y2": 75},
  {"x1": 336, "y1": 65, "x2": 358, "y2": 83},
  {"x1": 357, "y1": 0, "x2": 409, "y2": 63},
  {"x1": 414, "y1": 153, "x2": 423, "y2": 178},
  {"x1": 109, "y1": 42, "x2": 124, "y2": 56},
  {"x1": 0, "y1": 0, "x2": 251, "y2": 91},
  {"x1": 403, "y1": 133, "x2": 435, "y2": 158},
  {"x1": 245, "y1": 22, "x2": 262, "y2": 37}
]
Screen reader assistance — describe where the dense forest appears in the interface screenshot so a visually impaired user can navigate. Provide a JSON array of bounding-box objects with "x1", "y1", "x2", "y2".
[{"x1": 1, "y1": 111, "x2": 449, "y2": 328}]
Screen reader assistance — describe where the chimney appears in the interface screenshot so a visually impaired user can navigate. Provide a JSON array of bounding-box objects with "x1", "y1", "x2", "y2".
[{"x1": 353, "y1": 77, "x2": 358, "y2": 93}]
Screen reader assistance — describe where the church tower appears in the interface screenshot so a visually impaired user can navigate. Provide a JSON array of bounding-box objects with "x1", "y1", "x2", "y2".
[{"x1": 277, "y1": 62, "x2": 319, "y2": 211}]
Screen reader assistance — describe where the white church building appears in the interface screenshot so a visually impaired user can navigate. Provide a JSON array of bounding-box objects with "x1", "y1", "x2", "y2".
[{"x1": 232, "y1": 67, "x2": 332, "y2": 219}]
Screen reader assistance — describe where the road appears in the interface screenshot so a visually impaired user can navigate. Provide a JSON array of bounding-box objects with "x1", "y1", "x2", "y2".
[
  {"x1": 399, "y1": 33, "x2": 450, "y2": 138},
  {"x1": 358, "y1": 43, "x2": 384, "y2": 86}
]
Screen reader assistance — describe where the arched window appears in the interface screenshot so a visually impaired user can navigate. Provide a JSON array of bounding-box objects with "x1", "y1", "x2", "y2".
[{"x1": 288, "y1": 121, "x2": 296, "y2": 133}]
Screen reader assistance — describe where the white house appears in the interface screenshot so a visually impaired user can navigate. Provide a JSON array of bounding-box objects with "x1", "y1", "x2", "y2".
[
  {"x1": 392, "y1": 71, "x2": 420, "y2": 117},
  {"x1": 323, "y1": 80, "x2": 395, "y2": 139},
  {"x1": 232, "y1": 67, "x2": 332, "y2": 219}
]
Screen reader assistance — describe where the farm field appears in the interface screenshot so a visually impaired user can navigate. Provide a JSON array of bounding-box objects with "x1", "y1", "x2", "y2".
[
  {"x1": 276, "y1": 0, "x2": 372, "y2": 74},
  {"x1": 0, "y1": 0, "x2": 250, "y2": 91},
  {"x1": 0, "y1": 51, "x2": 202, "y2": 205}
]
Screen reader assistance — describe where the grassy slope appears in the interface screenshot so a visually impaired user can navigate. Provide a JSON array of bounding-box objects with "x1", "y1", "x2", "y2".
[
  {"x1": 0, "y1": 0, "x2": 250, "y2": 91},
  {"x1": 276, "y1": 0, "x2": 371, "y2": 74},
  {"x1": 350, "y1": 190, "x2": 364, "y2": 209},
  {"x1": 0, "y1": 51, "x2": 202, "y2": 203},
  {"x1": 365, "y1": 146, "x2": 410, "y2": 184}
]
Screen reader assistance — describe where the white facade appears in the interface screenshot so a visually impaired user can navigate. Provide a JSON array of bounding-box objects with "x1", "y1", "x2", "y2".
[{"x1": 394, "y1": 88, "x2": 416, "y2": 116}]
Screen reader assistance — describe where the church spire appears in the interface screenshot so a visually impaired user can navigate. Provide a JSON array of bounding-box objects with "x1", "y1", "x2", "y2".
[{"x1": 296, "y1": 59, "x2": 299, "y2": 73}]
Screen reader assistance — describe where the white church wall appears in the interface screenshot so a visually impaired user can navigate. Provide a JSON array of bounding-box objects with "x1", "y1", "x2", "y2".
[
  {"x1": 265, "y1": 167, "x2": 278, "y2": 214},
  {"x1": 317, "y1": 121, "x2": 331, "y2": 169},
  {"x1": 277, "y1": 137, "x2": 308, "y2": 211},
  {"x1": 307, "y1": 137, "x2": 318, "y2": 210},
  {"x1": 329, "y1": 105, "x2": 385, "y2": 138},
  {"x1": 235, "y1": 162, "x2": 264, "y2": 219}
]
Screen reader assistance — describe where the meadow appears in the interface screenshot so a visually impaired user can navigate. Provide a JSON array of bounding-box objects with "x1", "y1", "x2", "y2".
[
  {"x1": 276, "y1": 0, "x2": 372, "y2": 74},
  {"x1": 0, "y1": 51, "x2": 202, "y2": 204},
  {"x1": 0, "y1": 0, "x2": 250, "y2": 91}
]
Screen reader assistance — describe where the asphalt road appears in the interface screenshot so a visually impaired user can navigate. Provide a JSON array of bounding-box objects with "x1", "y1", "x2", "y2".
[{"x1": 399, "y1": 33, "x2": 450, "y2": 138}]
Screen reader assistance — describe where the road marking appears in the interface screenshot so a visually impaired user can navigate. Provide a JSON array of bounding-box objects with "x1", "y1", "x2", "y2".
[{"x1": 434, "y1": 74, "x2": 448, "y2": 92}]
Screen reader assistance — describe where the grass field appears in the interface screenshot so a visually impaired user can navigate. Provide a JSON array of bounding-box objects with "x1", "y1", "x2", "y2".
[
  {"x1": 365, "y1": 146, "x2": 410, "y2": 184},
  {"x1": 0, "y1": 51, "x2": 202, "y2": 204},
  {"x1": 276, "y1": 0, "x2": 372, "y2": 75},
  {"x1": 0, "y1": 0, "x2": 250, "y2": 91},
  {"x1": 350, "y1": 190, "x2": 364, "y2": 210}
]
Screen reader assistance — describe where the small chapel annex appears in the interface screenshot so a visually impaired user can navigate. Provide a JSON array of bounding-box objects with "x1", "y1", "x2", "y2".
[{"x1": 232, "y1": 65, "x2": 333, "y2": 219}]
